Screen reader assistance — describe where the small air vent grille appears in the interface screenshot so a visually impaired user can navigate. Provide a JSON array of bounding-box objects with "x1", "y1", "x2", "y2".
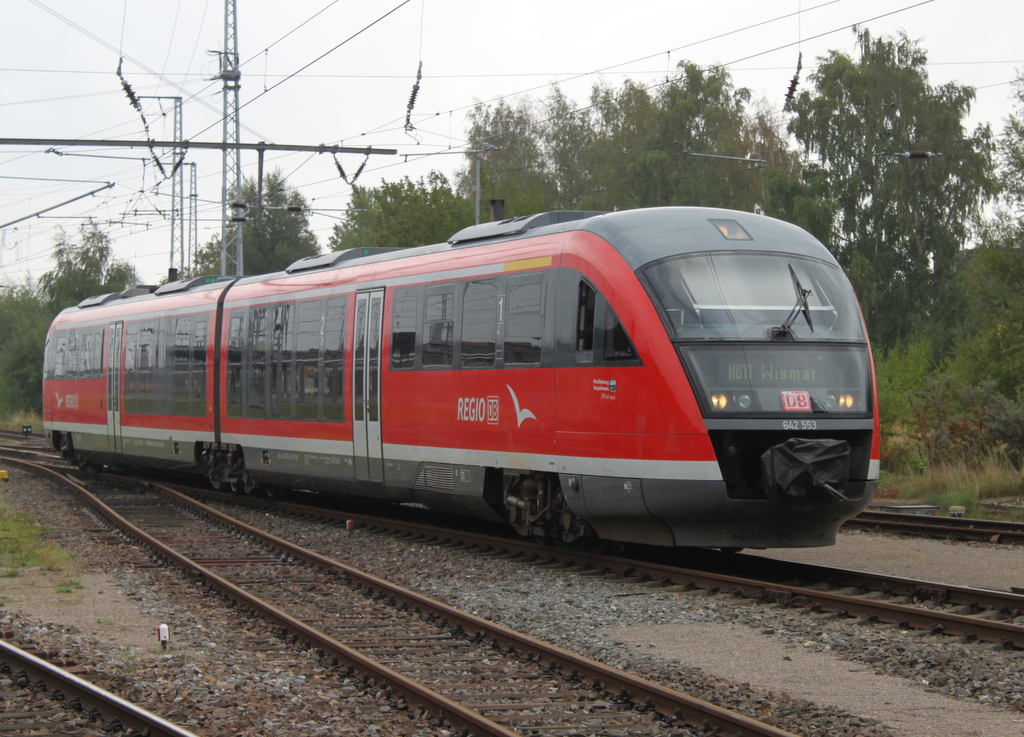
[{"x1": 415, "y1": 465, "x2": 455, "y2": 492}]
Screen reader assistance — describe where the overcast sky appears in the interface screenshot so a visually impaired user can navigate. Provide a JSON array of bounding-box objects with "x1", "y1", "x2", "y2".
[{"x1": 1, "y1": 0, "x2": 1021, "y2": 287}]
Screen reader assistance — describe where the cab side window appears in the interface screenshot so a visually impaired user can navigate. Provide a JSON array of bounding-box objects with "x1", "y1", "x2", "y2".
[{"x1": 574, "y1": 278, "x2": 639, "y2": 366}]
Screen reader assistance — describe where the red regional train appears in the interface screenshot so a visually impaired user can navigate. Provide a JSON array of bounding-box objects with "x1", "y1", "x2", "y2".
[{"x1": 42, "y1": 207, "x2": 880, "y2": 549}]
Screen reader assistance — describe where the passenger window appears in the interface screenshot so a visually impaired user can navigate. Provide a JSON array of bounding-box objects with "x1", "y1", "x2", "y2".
[
  {"x1": 295, "y1": 300, "x2": 322, "y2": 419},
  {"x1": 505, "y1": 274, "x2": 543, "y2": 366},
  {"x1": 247, "y1": 308, "x2": 267, "y2": 418},
  {"x1": 423, "y1": 287, "x2": 455, "y2": 367},
  {"x1": 323, "y1": 297, "x2": 347, "y2": 421},
  {"x1": 271, "y1": 304, "x2": 293, "y2": 419},
  {"x1": 136, "y1": 322, "x2": 156, "y2": 413},
  {"x1": 227, "y1": 312, "x2": 245, "y2": 417},
  {"x1": 123, "y1": 327, "x2": 138, "y2": 412},
  {"x1": 173, "y1": 317, "x2": 192, "y2": 415},
  {"x1": 54, "y1": 335, "x2": 68, "y2": 378},
  {"x1": 391, "y1": 288, "x2": 418, "y2": 369},
  {"x1": 461, "y1": 280, "x2": 498, "y2": 367}
]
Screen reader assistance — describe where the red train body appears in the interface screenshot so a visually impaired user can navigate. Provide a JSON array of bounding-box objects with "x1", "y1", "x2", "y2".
[{"x1": 43, "y1": 207, "x2": 880, "y2": 549}]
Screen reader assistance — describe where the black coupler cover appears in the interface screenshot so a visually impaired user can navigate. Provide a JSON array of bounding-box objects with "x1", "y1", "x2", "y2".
[{"x1": 761, "y1": 438, "x2": 851, "y2": 511}]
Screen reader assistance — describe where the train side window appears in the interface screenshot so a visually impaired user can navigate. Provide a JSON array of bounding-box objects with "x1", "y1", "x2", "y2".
[
  {"x1": 81, "y1": 332, "x2": 93, "y2": 377},
  {"x1": 295, "y1": 300, "x2": 322, "y2": 420},
  {"x1": 390, "y1": 287, "x2": 419, "y2": 369},
  {"x1": 136, "y1": 322, "x2": 156, "y2": 413},
  {"x1": 54, "y1": 334, "x2": 68, "y2": 378},
  {"x1": 505, "y1": 273, "x2": 544, "y2": 366},
  {"x1": 191, "y1": 319, "x2": 208, "y2": 416},
  {"x1": 461, "y1": 280, "x2": 498, "y2": 368},
  {"x1": 323, "y1": 296, "x2": 347, "y2": 421},
  {"x1": 227, "y1": 311, "x2": 245, "y2": 417},
  {"x1": 67, "y1": 331, "x2": 79, "y2": 378},
  {"x1": 601, "y1": 304, "x2": 638, "y2": 361},
  {"x1": 123, "y1": 325, "x2": 138, "y2": 413},
  {"x1": 93, "y1": 329, "x2": 105, "y2": 379},
  {"x1": 575, "y1": 281, "x2": 596, "y2": 363},
  {"x1": 271, "y1": 303, "x2": 293, "y2": 419},
  {"x1": 247, "y1": 307, "x2": 268, "y2": 418},
  {"x1": 43, "y1": 337, "x2": 52, "y2": 380},
  {"x1": 172, "y1": 317, "x2": 192, "y2": 415},
  {"x1": 423, "y1": 287, "x2": 455, "y2": 367}
]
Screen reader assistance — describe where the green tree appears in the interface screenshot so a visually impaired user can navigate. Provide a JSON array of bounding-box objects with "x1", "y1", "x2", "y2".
[
  {"x1": 789, "y1": 28, "x2": 994, "y2": 351},
  {"x1": 0, "y1": 284, "x2": 50, "y2": 414},
  {"x1": 192, "y1": 169, "x2": 320, "y2": 277},
  {"x1": 328, "y1": 172, "x2": 472, "y2": 251},
  {"x1": 458, "y1": 97, "x2": 556, "y2": 219},
  {"x1": 629, "y1": 62, "x2": 764, "y2": 211},
  {"x1": 37, "y1": 225, "x2": 137, "y2": 312},
  {"x1": 584, "y1": 78, "x2": 659, "y2": 211},
  {"x1": 541, "y1": 87, "x2": 597, "y2": 209}
]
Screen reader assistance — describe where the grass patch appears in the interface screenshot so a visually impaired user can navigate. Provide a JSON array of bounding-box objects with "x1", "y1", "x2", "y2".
[
  {"x1": 55, "y1": 579, "x2": 84, "y2": 593},
  {"x1": 0, "y1": 500, "x2": 74, "y2": 572},
  {"x1": 878, "y1": 452, "x2": 1024, "y2": 516},
  {"x1": 1, "y1": 410, "x2": 43, "y2": 436}
]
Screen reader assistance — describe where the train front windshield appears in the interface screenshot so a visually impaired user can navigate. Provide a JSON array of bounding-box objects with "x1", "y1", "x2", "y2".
[
  {"x1": 644, "y1": 252, "x2": 864, "y2": 342},
  {"x1": 643, "y1": 252, "x2": 872, "y2": 417}
]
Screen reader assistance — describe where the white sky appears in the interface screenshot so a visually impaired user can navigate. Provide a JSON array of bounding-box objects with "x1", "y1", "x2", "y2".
[{"x1": 1, "y1": 0, "x2": 1021, "y2": 287}]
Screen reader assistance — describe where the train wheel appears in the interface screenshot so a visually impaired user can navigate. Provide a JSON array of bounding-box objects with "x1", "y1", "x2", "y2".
[{"x1": 264, "y1": 485, "x2": 283, "y2": 500}]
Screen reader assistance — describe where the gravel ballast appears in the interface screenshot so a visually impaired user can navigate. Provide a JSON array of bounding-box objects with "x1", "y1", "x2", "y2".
[{"x1": 2, "y1": 466, "x2": 1023, "y2": 737}]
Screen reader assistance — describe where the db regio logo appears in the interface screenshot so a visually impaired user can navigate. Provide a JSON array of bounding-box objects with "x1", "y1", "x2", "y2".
[{"x1": 458, "y1": 396, "x2": 500, "y2": 424}]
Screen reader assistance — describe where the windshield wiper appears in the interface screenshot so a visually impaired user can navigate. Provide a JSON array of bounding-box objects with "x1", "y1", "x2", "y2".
[{"x1": 772, "y1": 264, "x2": 815, "y2": 341}]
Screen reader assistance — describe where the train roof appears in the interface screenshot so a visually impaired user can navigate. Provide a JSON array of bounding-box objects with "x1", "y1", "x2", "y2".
[{"x1": 57, "y1": 207, "x2": 837, "y2": 321}]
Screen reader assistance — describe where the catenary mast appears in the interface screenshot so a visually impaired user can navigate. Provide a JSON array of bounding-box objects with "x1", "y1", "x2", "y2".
[{"x1": 216, "y1": 0, "x2": 243, "y2": 276}]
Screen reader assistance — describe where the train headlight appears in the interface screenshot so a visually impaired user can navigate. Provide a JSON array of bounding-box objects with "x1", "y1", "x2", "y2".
[
  {"x1": 838, "y1": 394, "x2": 855, "y2": 408},
  {"x1": 737, "y1": 394, "x2": 752, "y2": 409},
  {"x1": 711, "y1": 393, "x2": 728, "y2": 409}
]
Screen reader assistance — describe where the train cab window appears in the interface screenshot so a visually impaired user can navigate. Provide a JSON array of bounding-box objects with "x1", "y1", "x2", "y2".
[
  {"x1": 295, "y1": 300, "x2": 322, "y2": 419},
  {"x1": 575, "y1": 281, "x2": 597, "y2": 363},
  {"x1": 390, "y1": 288, "x2": 419, "y2": 369},
  {"x1": 247, "y1": 307, "x2": 268, "y2": 418},
  {"x1": 602, "y1": 305, "x2": 637, "y2": 361},
  {"x1": 271, "y1": 304, "x2": 293, "y2": 419},
  {"x1": 423, "y1": 287, "x2": 455, "y2": 367},
  {"x1": 461, "y1": 280, "x2": 498, "y2": 368},
  {"x1": 227, "y1": 311, "x2": 245, "y2": 417},
  {"x1": 575, "y1": 279, "x2": 639, "y2": 366},
  {"x1": 323, "y1": 297, "x2": 347, "y2": 421},
  {"x1": 505, "y1": 273, "x2": 544, "y2": 366}
]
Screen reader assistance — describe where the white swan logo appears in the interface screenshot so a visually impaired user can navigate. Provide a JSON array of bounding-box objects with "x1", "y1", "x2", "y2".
[
  {"x1": 506, "y1": 385, "x2": 536, "y2": 428},
  {"x1": 55, "y1": 392, "x2": 64, "y2": 409}
]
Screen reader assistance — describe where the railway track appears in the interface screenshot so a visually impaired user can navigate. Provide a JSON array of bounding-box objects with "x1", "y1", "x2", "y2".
[
  {"x1": 161, "y1": 481, "x2": 1024, "y2": 651},
  {"x1": 6, "y1": 450, "x2": 1023, "y2": 648},
  {"x1": 848, "y1": 508, "x2": 1024, "y2": 544},
  {"x1": 4, "y1": 457, "x2": 794, "y2": 737},
  {"x1": 0, "y1": 638, "x2": 199, "y2": 737}
]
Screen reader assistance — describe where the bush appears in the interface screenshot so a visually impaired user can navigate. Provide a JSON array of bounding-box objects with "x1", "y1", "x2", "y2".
[{"x1": 910, "y1": 375, "x2": 1024, "y2": 468}]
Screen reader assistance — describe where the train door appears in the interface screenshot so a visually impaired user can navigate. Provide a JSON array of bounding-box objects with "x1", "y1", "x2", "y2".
[
  {"x1": 105, "y1": 321, "x2": 123, "y2": 452},
  {"x1": 353, "y1": 289, "x2": 384, "y2": 482}
]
